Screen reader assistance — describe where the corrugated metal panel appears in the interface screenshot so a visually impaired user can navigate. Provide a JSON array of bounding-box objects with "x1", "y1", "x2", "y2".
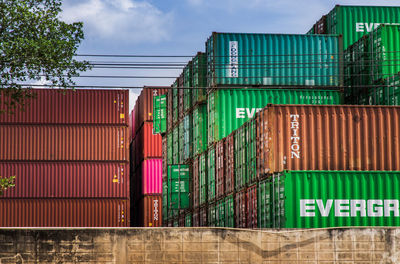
[
  {"x1": 141, "y1": 159, "x2": 162, "y2": 195},
  {"x1": 216, "y1": 199, "x2": 225, "y2": 227},
  {"x1": 235, "y1": 189, "x2": 246, "y2": 228},
  {"x1": 193, "y1": 157, "x2": 200, "y2": 208},
  {"x1": 193, "y1": 104, "x2": 208, "y2": 156},
  {"x1": 256, "y1": 105, "x2": 400, "y2": 175},
  {"x1": 185, "y1": 212, "x2": 192, "y2": 227},
  {"x1": 206, "y1": 32, "x2": 341, "y2": 87},
  {"x1": 0, "y1": 125, "x2": 128, "y2": 161},
  {"x1": 183, "y1": 61, "x2": 192, "y2": 113},
  {"x1": 153, "y1": 94, "x2": 167, "y2": 134},
  {"x1": 183, "y1": 113, "x2": 193, "y2": 161},
  {"x1": 216, "y1": 139, "x2": 225, "y2": 199},
  {"x1": 134, "y1": 122, "x2": 162, "y2": 165},
  {"x1": 192, "y1": 208, "x2": 199, "y2": 227},
  {"x1": 134, "y1": 87, "x2": 168, "y2": 132},
  {"x1": 207, "y1": 146, "x2": 216, "y2": 202},
  {"x1": 140, "y1": 195, "x2": 162, "y2": 227},
  {"x1": 270, "y1": 171, "x2": 400, "y2": 228},
  {"x1": 247, "y1": 184, "x2": 257, "y2": 228},
  {"x1": 178, "y1": 121, "x2": 184, "y2": 163},
  {"x1": 129, "y1": 109, "x2": 135, "y2": 143},
  {"x1": 208, "y1": 89, "x2": 343, "y2": 144},
  {"x1": 0, "y1": 89, "x2": 129, "y2": 125},
  {"x1": 199, "y1": 153, "x2": 207, "y2": 206},
  {"x1": 224, "y1": 195, "x2": 235, "y2": 227},
  {"x1": 167, "y1": 90, "x2": 173, "y2": 130},
  {"x1": 0, "y1": 199, "x2": 129, "y2": 227},
  {"x1": 327, "y1": 5, "x2": 400, "y2": 49},
  {"x1": 258, "y1": 178, "x2": 272, "y2": 228},
  {"x1": 208, "y1": 203, "x2": 216, "y2": 227},
  {"x1": 0, "y1": 162, "x2": 129, "y2": 198},
  {"x1": 200, "y1": 206, "x2": 207, "y2": 227},
  {"x1": 192, "y1": 52, "x2": 207, "y2": 106},
  {"x1": 172, "y1": 126, "x2": 179, "y2": 164},
  {"x1": 224, "y1": 134, "x2": 235, "y2": 195}
]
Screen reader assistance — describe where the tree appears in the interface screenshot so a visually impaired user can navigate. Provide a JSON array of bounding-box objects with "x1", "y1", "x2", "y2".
[
  {"x1": 0, "y1": 176, "x2": 15, "y2": 196},
  {"x1": 0, "y1": 0, "x2": 91, "y2": 113}
]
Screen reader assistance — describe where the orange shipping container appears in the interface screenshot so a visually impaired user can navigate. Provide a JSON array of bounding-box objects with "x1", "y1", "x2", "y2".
[
  {"x1": 0, "y1": 125, "x2": 129, "y2": 161},
  {"x1": 256, "y1": 105, "x2": 400, "y2": 175},
  {"x1": 0, "y1": 199, "x2": 129, "y2": 227},
  {"x1": 139, "y1": 195, "x2": 162, "y2": 227}
]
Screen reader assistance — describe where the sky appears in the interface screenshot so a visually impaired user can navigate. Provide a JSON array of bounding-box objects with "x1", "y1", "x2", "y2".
[{"x1": 60, "y1": 0, "x2": 400, "y2": 112}]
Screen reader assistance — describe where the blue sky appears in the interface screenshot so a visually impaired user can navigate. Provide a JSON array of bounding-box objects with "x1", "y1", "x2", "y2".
[{"x1": 60, "y1": 0, "x2": 400, "y2": 111}]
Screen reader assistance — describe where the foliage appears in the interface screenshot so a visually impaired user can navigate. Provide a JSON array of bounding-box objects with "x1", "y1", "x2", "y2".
[
  {"x1": 0, "y1": 176, "x2": 15, "y2": 196},
  {"x1": 0, "y1": 0, "x2": 91, "y2": 113}
]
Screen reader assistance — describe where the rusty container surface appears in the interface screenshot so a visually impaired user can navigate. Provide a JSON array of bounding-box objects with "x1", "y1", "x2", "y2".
[
  {"x1": 216, "y1": 139, "x2": 225, "y2": 199},
  {"x1": 178, "y1": 214, "x2": 185, "y2": 227},
  {"x1": 0, "y1": 125, "x2": 128, "y2": 161},
  {"x1": 134, "y1": 87, "x2": 168, "y2": 132},
  {"x1": 235, "y1": 189, "x2": 246, "y2": 228},
  {"x1": 199, "y1": 206, "x2": 208, "y2": 227},
  {"x1": 224, "y1": 133, "x2": 235, "y2": 195},
  {"x1": 193, "y1": 156, "x2": 200, "y2": 208},
  {"x1": 139, "y1": 195, "x2": 162, "y2": 227},
  {"x1": 134, "y1": 122, "x2": 162, "y2": 165},
  {"x1": 257, "y1": 105, "x2": 400, "y2": 175},
  {"x1": 0, "y1": 89, "x2": 129, "y2": 125},
  {"x1": 192, "y1": 208, "x2": 199, "y2": 227},
  {"x1": 0, "y1": 199, "x2": 130, "y2": 227},
  {"x1": 246, "y1": 184, "x2": 257, "y2": 228},
  {"x1": 0, "y1": 162, "x2": 129, "y2": 198}
]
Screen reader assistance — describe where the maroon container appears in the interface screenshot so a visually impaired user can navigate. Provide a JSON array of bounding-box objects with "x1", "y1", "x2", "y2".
[
  {"x1": 0, "y1": 125, "x2": 129, "y2": 161},
  {"x1": 246, "y1": 184, "x2": 257, "y2": 229},
  {"x1": 0, "y1": 89, "x2": 129, "y2": 125},
  {"x1": 235, "y1": 189, "x2": 246, "y2": 228},
  {"x1": 0, "y1": 162, "x2": 129, "y2": 198},
  {"x1": 199, "y1": 206, "x2": 207, "y2": 227},
  {"x1": 0, "y1": 199, "x2": 130, "y2": 227},
  {"x1": 225, "y1": 134, "x2": 234, "y2": 195},
  {"x1": 139, "y1": 195, "x2": 162, "y2": 227},
  {"x1": 192, "y1": 208, "x2": 199, "y2": 227},
  {"x1": 216, "y1": 139, "x2": 225, "y2": 199},
  {"x1": 193, "y1": 157, "x2": 199, "y2": 208},
  {"x1": 134, "y1": 87, "x2": 168, "y2": 132},
  {"x1": 134, "y1": 122, "x2": 162, "y2": 165}
]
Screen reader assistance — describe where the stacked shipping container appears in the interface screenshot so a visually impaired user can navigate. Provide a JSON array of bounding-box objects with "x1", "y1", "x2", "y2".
[{"x1": 0, "y1": 89, "x2": 129, "y2": 227}]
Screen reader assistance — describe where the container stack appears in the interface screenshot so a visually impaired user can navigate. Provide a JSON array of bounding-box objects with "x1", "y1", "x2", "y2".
[
  {"x1": 0, "y1": 89, "x2": 130, "y2": 227},
  {"x1": 129, "y1": 87, "x2": 168, "y2": 227}
]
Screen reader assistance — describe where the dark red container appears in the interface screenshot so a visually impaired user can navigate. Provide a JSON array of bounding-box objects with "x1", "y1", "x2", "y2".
[
  {"x1": 199, "y1": 206, "x2": 207, "y2": 227},
  {"x1": 235, "y1": 189, "x2": 246, "y2": 228},
  {"x1": 192, "y1": 208, "x2": 199, "y2": 227},
  {"x1": 0, "y1": 125, "x2": 129, "y2": 161},
  {"x1": 134, "y1": 87, "x2": 168, "y2": 132},
  {"x1": 0, "y1": 89, "x2": 129, "y2": 125},
  {"x1": 246, "y1": 184, "x2": 257, "y2": 228},
  {"x1": 0, "y1": 199, "x2": 130, "y2": 227},
  {"x1": 216, "y1": 139, "x2": 225, "y2": 199},
  {"x1": 193, "y1": 157, "x2": 199, "y2": 208},
  {"x1": 225, "y1": 134, "x2": 234, "y2": 195},
  {"x1": 139, "y1": 195, "x2": 162, "y2": 227},
  {"x1": 0, "y1": 162, "x2": 129, "y2": 198},
  {"x1": 134, "y1": 122, "x2": 162, "y2": 165}
]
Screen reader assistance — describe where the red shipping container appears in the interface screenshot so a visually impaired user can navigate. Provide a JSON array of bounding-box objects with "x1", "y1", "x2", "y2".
[
  {"x1": 193, "y1": 157, "x2": 199, "y2": 208},
  {"x1": 246, "y1": 184, "x2": 257, "y2": 229},
  {"x1": 139, "y1": 195, "x2": 162, "y2": 227},
  {"x1": 0, "y1": 125, "x2": 129, "y2": 161},
  {"x1": 0, "y1": 199, "x2": 129, "y2": 227},
  {"x1": 0, "y1": 89, "x2": 128, "y2": 125},
  {"x1": 199, "y1": 206, "x2": 207, "y2": 227},
  {"x1": 134, "y1": 87, "x2": 168, "y2": 132},
  {"x1": 129, "y1": 109, "x2": 136, "y2": 143},
  {"x1": 215, "y1": 139, "x2": 225, "y2": 199},
  {"x1": 140, "y1": 159, "x2": 162, "y2": 195},
  {"x1": 0, "y1": 162, "x2": 129, "y2": 198},
  {"x1": 256, "y1": 105, "x2": 400, "y2": 175},
  {"x1": 224, "y1": 134, "x2": 234, "y2": 195},
  {"x1": 134, "y1": 122, "x2": 162, "y2": 165},
  {"x1": 235, "y1": 189, "x2": 246, "y2": 228}
]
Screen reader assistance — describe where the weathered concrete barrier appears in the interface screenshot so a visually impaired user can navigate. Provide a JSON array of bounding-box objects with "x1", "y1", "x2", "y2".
[{"x1": 0, "y1": 227, "x2": 398, "y2": 263}]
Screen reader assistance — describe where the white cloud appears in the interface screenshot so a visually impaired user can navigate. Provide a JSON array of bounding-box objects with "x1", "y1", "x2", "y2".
[
  {"x1": 61, "y1": 0, "x2": 173, "y2": 43},
  {"x1": 129, "y1": 89, "x2": 140, "y2": 112}
]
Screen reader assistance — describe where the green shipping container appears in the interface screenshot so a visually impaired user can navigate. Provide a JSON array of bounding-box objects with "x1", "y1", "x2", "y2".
[
  {"x1": 208, "y1": 203, "x2": 216, "y2": 227},
  {"x1": 172, "y1": 86, "x2": 179, "y2": 124},
  {"x1": 183, "y1": 113, "x2": 193, "y2": 161},
  {"x1": 183, "y1": 61, "x2": 193, "y2": 113},
  {"x1": 208, "y1": 89, "x2": 343, "y2": 144},
  {"x1": 153, "y1": 94, "x2": 167, "y2": 134},
  {"x1": 216, "y1": 199, "x2": 225, "y2": 227},
  {"x1": 269, "y1": 171, "x2": 400, "y2": 228},
  {"x1": 172, "y1": 127, "x2": 179, "y2": 164},
  {"x1": 225, "y1": 195, "x2": 235, "y2": 227},
  {"x1": 199, "y1": 152, "x2": 207, "y2": 206},
  {"x1": 207, "y1": 146, "x2": 216, "y2": 201},
  {"x1": 258, "y1": 179, "x2": 272, "y2": 228},
  {"x1": 162, "y1": 182, "x2": 169, "y2": 221},
  {"x1": 178, "y1": 121, "x2": 184, "y2": 163},
  {"x1": 192, "y1": 52, "x2": 207, "y2": 106},
  {"x1": 185, "y1": 213, "x2": 192, "y2": 227},
  {"x1": 167, "y1": 132, "x2": 173, "y2": 165},
  {"x1": 193, "y1": 104, "x2": 208, "y2": 155},
  {"x1": 206, "y1": 32, "x2": 342, "y2": 87},
  {"x1": 167, "y1": 165, "x2": 190, "y2": 210},
  {"x1": 325, "y1": 5, "x2": 400, "y2": 50}
]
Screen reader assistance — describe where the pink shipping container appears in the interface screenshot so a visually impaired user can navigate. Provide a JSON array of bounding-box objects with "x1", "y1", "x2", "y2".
[
  {"x1": 0, "y1": 125, "x2": 129, "y2": 161},
  {"x1": 134, "y1": 87, "x2": 168, "y2": 132},
  {"x1": 0, "y1": 89, "x2": 128, "y2": 125},
  {"x1": 135, "y1": 122, "x2": 162, "y2": 165},
  {"x1": 0, "y1": 199, "x2": 130, "y2": 227},
  {"x1": 140, "y1": 159, "x2": 162, "y2": 194},
  {"x1": 246, "y1": 184, "x2": 257, "y2": 229},
  {"x1": 0, "y1": 162, "x2": 129, "y2": 198}
]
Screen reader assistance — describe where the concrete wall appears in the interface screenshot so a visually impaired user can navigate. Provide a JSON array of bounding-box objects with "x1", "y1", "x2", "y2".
[{"x1": 0, "y1": 227, "x2": 399, "y2": 263}]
